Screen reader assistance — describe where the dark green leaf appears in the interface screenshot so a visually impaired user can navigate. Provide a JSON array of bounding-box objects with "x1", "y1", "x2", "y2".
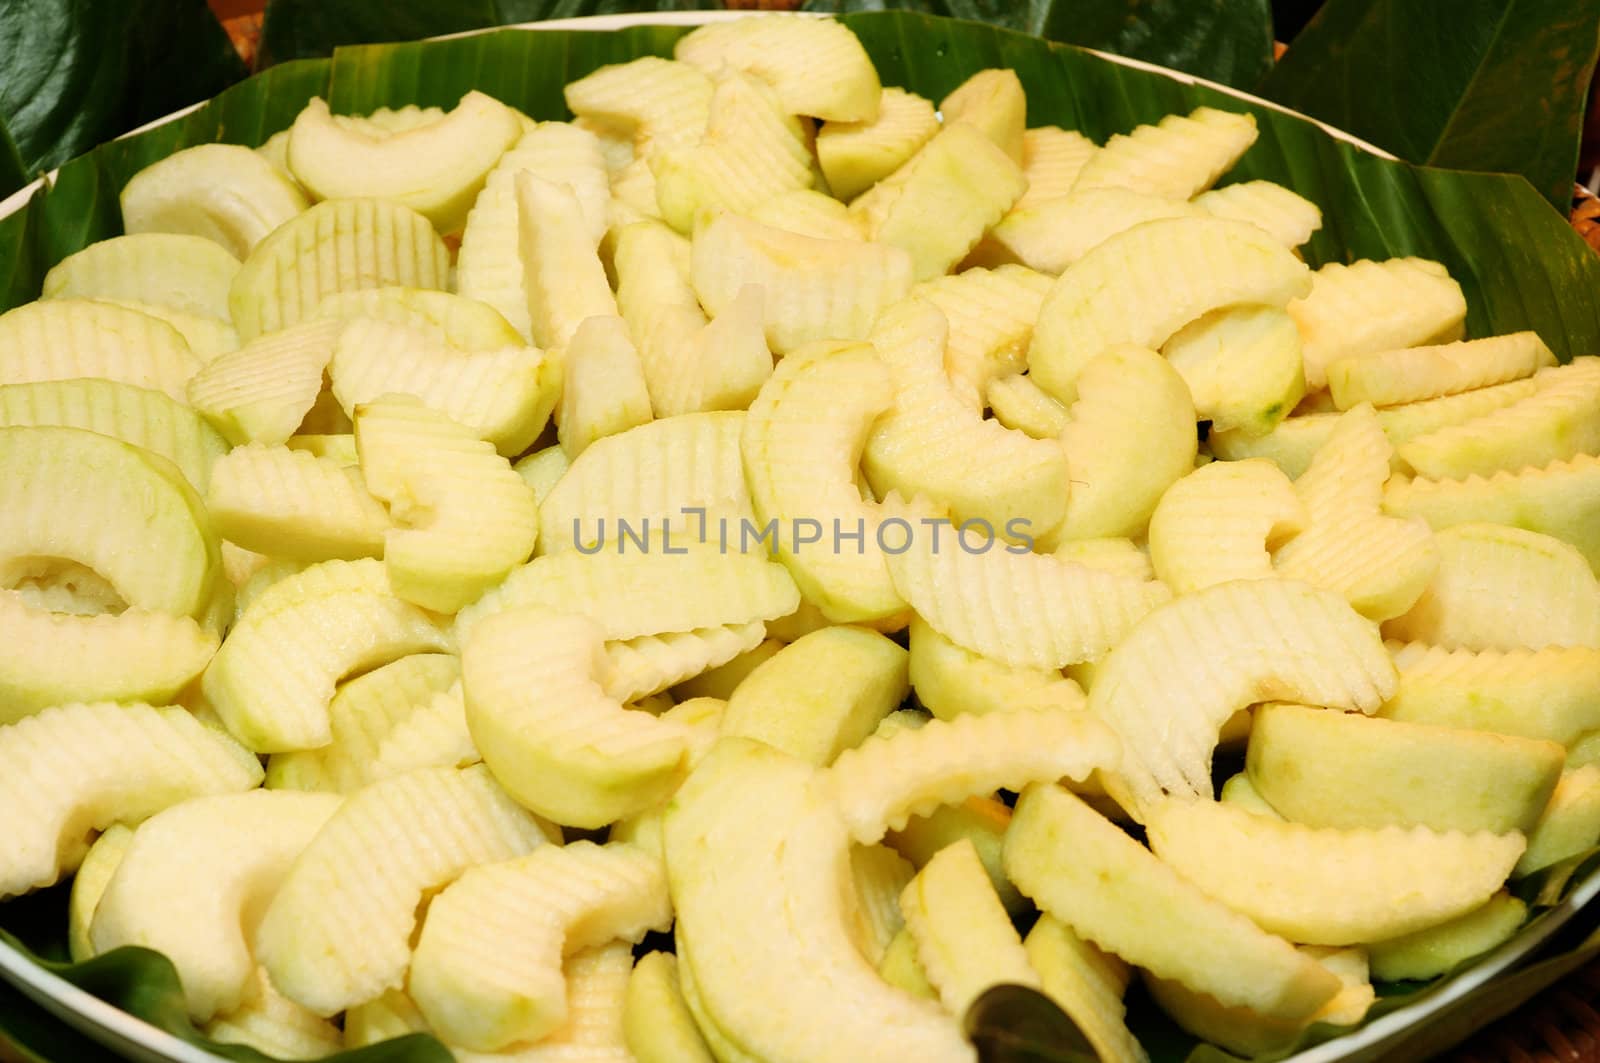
[
  {"x1": 965, "y1": 984, "x2": 1099, "y2": 1063},
  {"x1": 0, "y1": 0, "x2": 246, "y2": 188},
  {"x1": 1259, "y1": 0, "x2": 1600, "y2": 208},
  {"x1": 261, "y1": 0, "x2": 1272, "y2": 87}
]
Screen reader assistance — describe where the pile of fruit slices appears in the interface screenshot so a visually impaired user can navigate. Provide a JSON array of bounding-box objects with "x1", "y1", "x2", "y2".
[{"x1": 0, "y1": 12, "x2": 1598, "y2": 1062}]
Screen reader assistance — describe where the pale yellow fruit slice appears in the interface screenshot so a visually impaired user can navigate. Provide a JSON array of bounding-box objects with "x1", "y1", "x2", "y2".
[
  {"x1": 672, "y1": 638, "x2": 782, "y2": 702},
  {"x1": 515, "y1": 445, "x2": 570, "y2": 507},
  {"x1": 826, "y1": 705, "x2": 1119, "y2": 844},
  {"x1": 885, "y1": 529, "x2": 1171, "y2": 669},
  {"x1": 1087, "y1": 579, "x2": 1394, "y2": 814},
  {"x1": 1162, "y1": 304, "x2": 1306, "y2": 436},
  {"x1": 1273, "y1": 404, "x2": 1439, "y2": 621},
  {"x1": 67, "y1": 824, "x2": 134, "y2": 962},
  {"x1": 256, "y1": 764, "x2": 556, "y2": 1016},
  {"x1": 0, "y1": 378, "x2": 224, "y2": 492},
  {"x1": 1368, "y1": 892, "x2": 1527, "y2": 982},
  {"x1": 365, "y1": 679, "x2": 479, "y2": 781},
  {"x1": 263, "y1": 652, "x2": 460, "y2": 794},
  {"x1": 1011, "y1": 127, "x2": 1099, "y2": 209},
  {"x1": 1247, "y1": 703, "x2": 1564, "y2": 834},
  {"x1": 356, "y1": 397, "x2": 539, "y2": 614},
  {"x1": 88, "y1": 790, "x2": 340, "y2": 1021},
  {"x1": 692, "y1": 212, "x2": 914, "y2": 355},
  {"x1": 450, "y1": 942, "x2": 636, "y2": 1063},
  {"x1": 411, "y1": 841, "x2": 670, "y2": 1050},
  {"x1": 848, "y1": 843, "x2": 916, "y2": 966},
  {"x1": 941, "y1": 69, "x2": 1025, "y2": 161},
  {"x1": 0, "y1": 702, "x2": 261, "y2": 897},
  {"x1": 604, "y1": 624, "x2": 764, "y2": 705},
  {"x1": 462, "y1": 607, "x2": 692, "y2": 828},
  {"x1": 864, "y1": 298, "x2": 1071, "y2": 538},
  {"x1": 557, "y1": 315, "x2": 653, "y2": 459},
  {"x1": 203, "y1": 558, "x2": 451, "y2": 752},
  {"x1": 877, "y1": 928, "x2": 935, "y2": 999},
  {"x1": 1386, "y1": 523, "x2": 1600, "y2": 649},
  {"x1": 816, "y1": 87, "x2": 938, "y2": 202},
  {"x1": 1397, "y1": 357, "x2": 1600, "y2": 479},
  {"x1": 1149, "y1": 459, "x2": 1305, "y2": 593},
  {"x1": 912, "y1": 265, "x2": 1053, "y2": 410},
  {"x1": 907, "y1": 616, "x2": 1086, "y2": 721},
  {"x1": 1381, "y1": 642, "x2": 1600, "y2": 744},
  {"x1": 624, "y1": 952, "x2": 715, "y2": 1063},
  {"x1": 456, "y1": 546, "x2": 798, "y2": 645},
  {"x1": 93, "y1": 297, "x2": 238, "y2": 363},
  {"x1": 1025, "y1": 916, "x2": 1145, "y2": 1063},
  {"x1": 852, "y1": 123, "x2": 1027, "y2": 281},
  {"x1": 983, "y1": 189, "x2": 1201, "y2": 275},
  {"x1": 1056, "y1": 344, "x2": 1198, "y2": 542},
  {"x1": 331, "y1": 104, "x2": 446, "y2": 136},
  {"x1": 747, "y1": 188, "x2": 862, "y2": 241},
  {"x1": 540, "y1": 411, "x2": 750, "y2": 554},
  {"x1": 675, "y1": 14, "x2": 879, "y2": 122},
  {"x1": 1211, "y1": 374, "x2": 1544, "y2": 477},
  {"x1": 902, "y1": 837, "x2": 1038, "y2": 1018},
  {"x1": 664, "y1": 738, "x2": 974, "y2": 1063},
  {"x1": 1030, "y1": 216, "x2": 1311, "y2": 403},
  {"x1": 719, "y1": 625, "x2": 907, "y2": 765},
  {"x1": 565, "y1": 57, "x2": 713, "y2": 157},
  {"x1": 332, "y1": 318, "x2": 556, "y2": 457},
  {"x1": 1146, "y1": 798, "x2": 1524, "y2": 945},
  {"x1": 203, "y1": 967, "x2": 344, "y2": 1061},
  {"x1": 740, "y1": 342, "x2": 910, "y2": 624},
  {"x1": 1192, "y1": 180, "x2": 1322, "y2": 249},
  {"x1": 229, "y1": 198, "x2": 450, "y2": 340},
  {"x1": 1072, "y1": 107, "x2": 1257, "y2": 199},
  {"x1": 0, "y1": 595, "x2": 218, "y2": 723},
  {"x1": 1328, "y1": 331, "x2": 1555, "y2": 410},
  {"x1": 1054, "y1": 537, "x2": 1154, "y2": 580},
  {"x1": 207, "y1": 443, "x2": 390, "y2": 562},
  {"x1": 0, "y1": 298, "x2": 200, "y2": 401},
  {"x1": 1004, "y1": 784, "x2": 1339, "y2": 1022},
  {"x1": 458, "y1": 127, "x2": 610, "y2": 341},
  {"x1": 1289, "y1": 258, "x2": 1467, "y2": 391},
  {"x1": 652, "y1": 70, "x2": 814, "y2": 234},
  {"x1": 986, "y1": 373, "x2": 1071, "y2": 439},
  {"x1": 312, "y1": 286, "x2": 522, "y2": 352},
  {"x1": 44, "y1": 233, "x2": 239, "y2": 321},
  {"x1": 343, "y1": 991, "x2": 430, "y2": 1050},
  {"x1": 1520, "y1": 766, "x2": 1600, "y2": 875},
  {"x1": 1384, "y1": 453, "x2": 1600, "y2": 573},
  {"x1": 0, "y1": 424, "x2": 219, "y2": 617},
  {"x1": 288, "y1": 93, "x2": 521, "y2": 231},
  {"x1": 120, "y1": 143, "x2": 309, "y2": 258},
  {"x1": 516, "y1": 172, "x2": 619, "y2": 351},
  {"x1": 255, "y1": 129, "x2": 293, "y2": 174},
  {"x1": 187, "y1": 318, "x2": 341, "y2": 446}
]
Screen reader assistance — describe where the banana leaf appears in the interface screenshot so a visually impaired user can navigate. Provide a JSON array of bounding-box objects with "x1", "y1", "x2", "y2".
[
  {"x1": 1259, "y1": 0, "x2": 1600, "y2": 210},
  {"x1": 0, "y1": 0, "x2": 247, "y2": 197},
  {"x1": 4, "y1": 11, "x2": 1600, "y2": 1062},
  {"x1": 260, "y1": 0, "x2": 1274, "y2": 88}
]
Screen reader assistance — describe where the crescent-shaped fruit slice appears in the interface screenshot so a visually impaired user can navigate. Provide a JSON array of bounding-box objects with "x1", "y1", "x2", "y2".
[
  {"x1": 67, "y1": 824, "x2": 134, "y2": 962},
  {"x1": 624, "y1": 951, "x2": 715, "y2": 1063},
  {"x1": 984, "y1": 189, "x2": 1201, "y2": 276},
  {"x1": 1193, "y1": 180, "x2": 1322, "y2": 250},
  {"x1": 1004, "y1": 784, "x2": 1339, "y2": 1023},
  {"x1": 564, "y1": 57, "x2": 713, "y2": 157},
  {"x1": 1145, "y1": 798, "x2": 1524, "y2": 945},
  {"x1": 44, "y1": 233, "x2": 239, "y2": 321},
  {"x1": 1246, "y1": 703, "x2": 1565, "y2": 835},
  {"x1": 287, "y1": 93, "x2": 521, "y2": 232},
  {"x1": 1028, "y1": 216, "x2": 1310, "y2": 404},
  {"x1": 119, "y1": 143, "x2": 308, "y2": 258},
  {"x1": 203, "y1": 967, "x2": 343, "y2": 1061},
  {"x1": 312, "y1": 287, "x2": 522, "y2": 352},
  {"x1": 1273, "y1": 405, "x2": 1438, "y2": 621},
  {"x1": 1367, "y1": 892, "x2": 1527, "y2": 983},
  {"x1": 816, "y1": 87, "x2": 938, "y2": 202},
  {"x1": 910, "y1": 265, "x2": 1051, "y2": 410},
  {"x1": 826, "y1": 705, "x2": 1120, "y2": 844},
  {"x1": 885, "y1": 533, "x2": 1170, "y2": 670},
  {"x1": 462, "y1": 607, "x2": 691, "y2": 828},
  {"x1": 907, "y1": 616, "x2": 1086, "y2": 721},
  {"x1": 1148, "y1": 459, "x2": 1305, "y2": 593},
  {"x1": 356, "y1": 397, "x2": 539, "y2": 614},
  {"x1": 229, "y1": 198, "x2": 449, "y2": 340},
  {"x1": 603, "y1": 623, "x2": 765, "y2": 705},
  {"x1": 1070, "y1": 107, "x2": 1257, "y2": 200},
  {"x1": 863, "y1": 298, "x2": 1070, "y2": 538},
  {"x1": 1327, "y1": 331, "x2": 1555, "y2": 410},
  {"x1": 0, "y1": 299, "x2": 200, "y2": 401},
  {"x1": 203, "y1": 558, "x2": 451, "y2": 752},
  {"x1": 1161, "y1": 305, "x2": 1306, "y2": 436},
  {"x1": 665, "y1": 737, "x2": 975, "y2": 1063},
  {"x1": 207, "y1": 444, "x2": 390, "y2": 562},
  {"x1": 410, "y1": 841, "x2": 670, "y2": 1050},
  {"x1": 1087, "y1": 579, "x2": 1394, "y2": 815},
  {"x1": 674, "y1": 14, "x2": 879, "y2": 122},
  {"x1": 89, "y1": 790, "x2": 341, "y2": 1021},
  {"x1": 0, "y1": 702, "x2": 261, "y2": 897},
  {"x1": 92, "y1": 297, "x2": 235, "y2": 362},
  {"x1": 256, "y1": 764, "x2": 557, "y2": 1016},
  {"x1": 0, "y1": 425, "x2": 219, "y2": 617},
  {"x1": 1385, "y1": 523, "x2": 1600, "y2": 650},
  {"x1": 720, "y1": 625, "x2": 908, "y2": 765},
  {"x1": 448, "y1": 942, "x2": 637, "y2": 1062},
  {"x1": 1380, "y1": 642, "x2": 1600, "y2": 745}
]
